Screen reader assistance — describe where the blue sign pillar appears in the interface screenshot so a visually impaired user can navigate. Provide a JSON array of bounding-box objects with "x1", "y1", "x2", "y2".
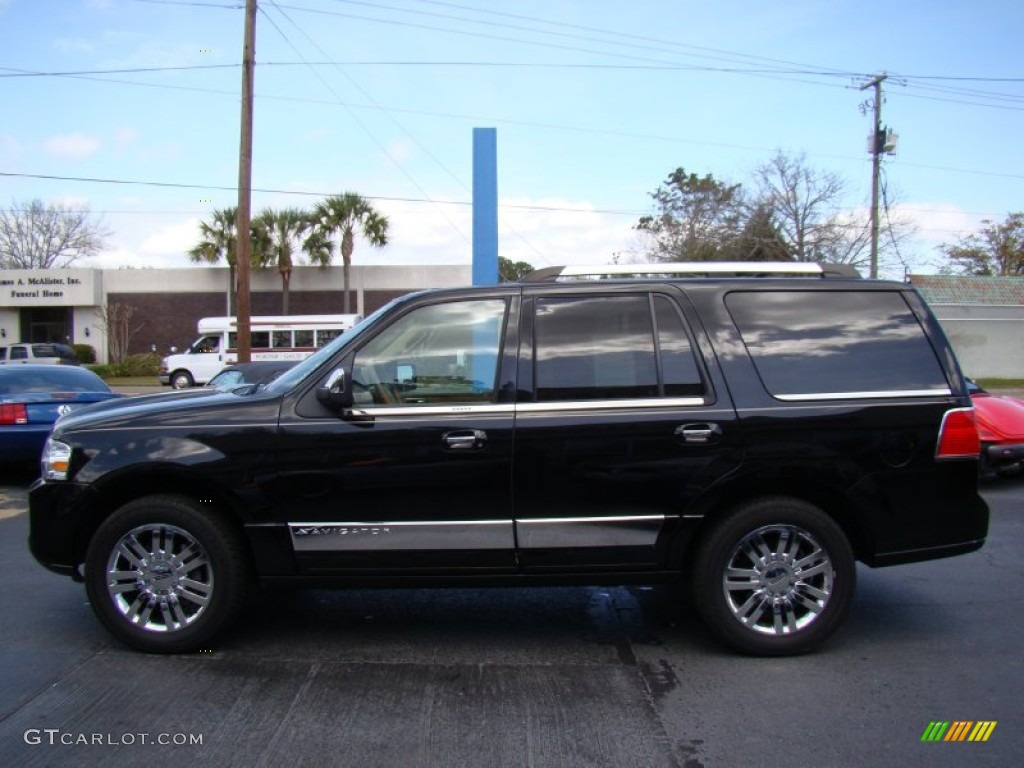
[{"x1": 472, "y1": 127, "x2": 498, "y2": 286}]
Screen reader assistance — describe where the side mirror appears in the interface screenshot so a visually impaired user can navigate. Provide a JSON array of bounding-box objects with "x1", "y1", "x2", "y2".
[
  {"x1": 170, "y1": 346, "x2": 178, "y2": 354},
  {"x1": 316, "y1": 367, "x2": 354, "y2": 410}
]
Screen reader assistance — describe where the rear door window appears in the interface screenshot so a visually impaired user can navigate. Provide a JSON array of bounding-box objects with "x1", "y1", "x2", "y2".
[
  {"x1": 725, "y1": 290, "x2": 949, "y2": 399},
  {"x1": 532, "y1": 294, "x2": 704, "y2": 402}
]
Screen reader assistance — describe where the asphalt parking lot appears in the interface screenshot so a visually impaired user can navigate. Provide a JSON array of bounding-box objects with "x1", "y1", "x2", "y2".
[{"x1": 0, "y1": 476, "x2": 1021, "y2": 768}]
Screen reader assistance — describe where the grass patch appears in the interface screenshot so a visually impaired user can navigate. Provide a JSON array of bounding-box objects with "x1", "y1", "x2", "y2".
[
  {"x1": 102, "y1": 376, "x2": 163, "y2": 387},
  {"x1": 976, "y1": 378, "x2": 1024, "y2": 390}
]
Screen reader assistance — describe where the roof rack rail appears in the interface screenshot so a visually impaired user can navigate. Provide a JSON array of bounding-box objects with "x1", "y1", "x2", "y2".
[{"x1": 522, "y1": 262, "x2": 862, "y2": 282}]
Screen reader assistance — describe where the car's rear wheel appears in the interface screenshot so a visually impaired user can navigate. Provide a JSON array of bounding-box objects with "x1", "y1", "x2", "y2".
[
  {"x1": 170, "y1": 370, "x2": 194, "y2": 389},
  {"x1": 84, "y1": 495, "x2": 247, "y2": 653},
  {"x1": 692, "y1": 497, "x2": 855, "y2": 656}
]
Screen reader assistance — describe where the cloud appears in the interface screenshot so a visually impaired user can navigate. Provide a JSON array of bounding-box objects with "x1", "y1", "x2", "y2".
[
  {"x1": 140, "y1": 218, "x2": 202, "y2": 256},
  {"x1": 43, "y1": 132, "x2": 101, "y2": 159},
  {"x1": 897, "y1": 203, "x2": 988, "y2": 248},
  {"x1": 355, "y1": 196, "x2": 638, "y2": 269}
]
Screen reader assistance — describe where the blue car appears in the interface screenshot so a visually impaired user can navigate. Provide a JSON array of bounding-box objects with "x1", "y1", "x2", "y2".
[{"x1": 0, "y1": 365, "x2": 121, "y2": 468}]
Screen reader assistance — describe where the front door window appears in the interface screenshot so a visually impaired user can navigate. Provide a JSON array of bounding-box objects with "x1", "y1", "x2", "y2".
[{"x1": 351, "y1": 299, "x2": 507, "y2": 407}]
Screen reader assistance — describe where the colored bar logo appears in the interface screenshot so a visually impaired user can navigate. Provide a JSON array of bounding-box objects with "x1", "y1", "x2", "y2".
[{"x1": 921, "y1": 721, "x2": 997, "y2": 742}]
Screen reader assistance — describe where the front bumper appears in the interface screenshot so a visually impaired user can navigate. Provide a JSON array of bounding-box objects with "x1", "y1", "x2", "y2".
[{"x1": 28, "y1": 478, "x2": 95, "y2": 580}]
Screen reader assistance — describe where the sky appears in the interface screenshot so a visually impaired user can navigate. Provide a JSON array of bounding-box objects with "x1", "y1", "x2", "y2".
[{"x1": 1, "y1": 0, "x2": 1022, "y2": 279}]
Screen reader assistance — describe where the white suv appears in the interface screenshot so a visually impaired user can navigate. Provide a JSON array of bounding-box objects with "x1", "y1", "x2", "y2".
[{"x1": 0, "y1": 343, "x2": 79, "y2": 365}]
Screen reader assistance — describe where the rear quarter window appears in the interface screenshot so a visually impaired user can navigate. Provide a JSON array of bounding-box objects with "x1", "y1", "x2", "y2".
[{"x1": 725, "y1": 290, "x2": 950, "y2": 399}]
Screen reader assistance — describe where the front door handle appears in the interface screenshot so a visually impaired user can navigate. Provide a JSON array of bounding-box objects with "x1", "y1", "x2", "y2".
[
  {"x1": 675, "y1": 423, "x2": 722, "y2": 445},
  {"x1": 443, "y1": 429, "x2": 487, "y2": 451}
]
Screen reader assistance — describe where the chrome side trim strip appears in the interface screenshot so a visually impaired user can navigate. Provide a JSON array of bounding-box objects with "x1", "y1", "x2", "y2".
[
  {"x1": 347, "y1": 404, "x2": 515, "y2": 417},
  {"x1": 288, "y1": 520, "x2": 513, "y2": 552},
  {"x1": 519, "y1": 515, "x2": 665, "y2": 524},
  {"x1": 516, "y1": 398, "x2": 706, "y2": 412},
  {"x1": 773, "y1": 388, "x2": 952, "y2": 402},
  {"x1": 517, "y1": 515, "x2": 666, "y2": 550},
  {"x1": 347, "y1": 398, "x2": 707, "y2": 417}
]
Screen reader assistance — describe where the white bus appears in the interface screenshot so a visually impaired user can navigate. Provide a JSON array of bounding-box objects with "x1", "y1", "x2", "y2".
[{"x1": 159, "y1": 314, "x2": 361, "y2": 389}]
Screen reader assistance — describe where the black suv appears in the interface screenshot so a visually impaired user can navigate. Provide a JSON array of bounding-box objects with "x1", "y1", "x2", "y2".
[{"x1": 28, "y1": 263, "x2": 989, "y2": 656}]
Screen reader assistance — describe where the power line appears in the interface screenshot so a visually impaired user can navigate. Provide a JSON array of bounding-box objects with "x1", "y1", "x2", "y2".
[{"x1": 0, "y1": 171, "x2": 646, "y2": 215}]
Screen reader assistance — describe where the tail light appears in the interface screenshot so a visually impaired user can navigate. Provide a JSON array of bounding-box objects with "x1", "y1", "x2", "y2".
[
  {"x1": 936, "y1": 407, "x2": 981, "y2": 459},
  {"x1": 0, "y1": 403, "x2": 29, "y2": 425}
]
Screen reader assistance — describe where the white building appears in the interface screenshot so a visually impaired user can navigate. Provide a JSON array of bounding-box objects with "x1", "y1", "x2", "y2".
[{"x1": 0, "y1": 264, "x2": 471, "y2": 363}]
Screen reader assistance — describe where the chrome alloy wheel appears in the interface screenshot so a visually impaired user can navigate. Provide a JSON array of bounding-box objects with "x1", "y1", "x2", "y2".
[
  {"x1": 104, "y1": 523, "x2": 214, "y2": 633},
  {"x1": 722, "y1": 524, "x2": 834, "y2": 636}
]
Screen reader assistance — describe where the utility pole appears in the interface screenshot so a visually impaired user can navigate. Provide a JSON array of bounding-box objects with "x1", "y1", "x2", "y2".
[
  {"x1": 235, "y1": 0, "x2": 257, "y2": 362},
  {"x1": 860, "y1": 72, "x2": 887, "y2": 279}
]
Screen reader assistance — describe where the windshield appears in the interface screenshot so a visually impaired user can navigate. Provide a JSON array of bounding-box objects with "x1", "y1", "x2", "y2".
[{"x1": 262, "y1": 299, "x2": 404, "y2": 395}]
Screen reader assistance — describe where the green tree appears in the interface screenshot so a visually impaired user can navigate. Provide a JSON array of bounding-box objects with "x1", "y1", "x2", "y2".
[
  {"x1": 258, "y1": 207, "x2": 311, "y2": 314},
  {"x1": 729, "y1": 204, "x2": 792, "y2": 261},
  {"x1": 635, "y1": 168, "x2": 745, "y2": 262},
  {"x1": 939, "y1": 212, "x2": 1024, "y2": 276},
  {"x1": 499, "y1": 257, "x2": 535, "y2": 282},
  {"x1": 310, "y1": 193, "x2": 389, "y2": 313},
  {"x1": 189, "y1": 207, "x2": 268, "y2": 315}
]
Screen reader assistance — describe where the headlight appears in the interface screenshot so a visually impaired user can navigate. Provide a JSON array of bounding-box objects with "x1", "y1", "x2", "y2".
[{"x1": 41, "y1": 437, "x2": 73, "y2": 481}]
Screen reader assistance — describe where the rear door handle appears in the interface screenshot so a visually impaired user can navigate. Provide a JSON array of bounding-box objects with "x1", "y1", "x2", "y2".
[
  {"x1": 443, "y1": 429, "x2": 487, "y2": 451},
  {"x1": 675, "y1": 423, "x2": 722, "y2": 445}
]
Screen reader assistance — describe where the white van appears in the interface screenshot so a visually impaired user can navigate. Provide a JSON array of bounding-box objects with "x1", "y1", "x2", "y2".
[{"x1": 159, "y1": 314, "x2": 361, "y2": 388}]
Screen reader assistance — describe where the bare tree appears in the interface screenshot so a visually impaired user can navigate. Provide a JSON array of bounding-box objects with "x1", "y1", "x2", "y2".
[
  {"x1": 753, "y1": 151, "x2": 851, "y2": 262},
  {"x1": 0, "y1": 199, "x2": 109, "y2": 268},
  {"x1": 98, "y1": 302, "x2": 145, "y2": 364},
  {"x1": 753, "y1": 151, "x2": 915, "y2": 275}
]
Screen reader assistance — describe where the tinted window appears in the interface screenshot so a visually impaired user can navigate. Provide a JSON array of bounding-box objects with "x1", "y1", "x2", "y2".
[
  {"x1": 654, "y1": 296, "x2": 704, "y2": 396},
  {"x1": 0, "y1": 367, "x2": 110, "y2": 395},
  {"x1": 272, "y1": 331, "x2": 292, "y2": 348},
  {"x1": 10, "y1": 346, "x2": 27, "y2": 360},
  {"x1": 726, "y1": 290, "x2": 949, "y2": 397},
  {"x1": 351, "y1": 299, "x2": 506, "y2": 406},
  {"x1": 228, "y1": 332, "x2": 270, "y2": 349},
  {"x1": 534, "y1": 294, "x2": 703, "y2": 401},
  {"x1": 316, "y1": 329, "x2": 343, "y2": 347},
  {"x1": 293, "y1": 330, "x2": 314, "y2": 348}
]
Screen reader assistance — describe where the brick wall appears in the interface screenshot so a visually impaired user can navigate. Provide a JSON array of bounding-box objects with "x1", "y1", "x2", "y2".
[{"x1": 108, "y1": 289, "x2": 408, "y2": 356}]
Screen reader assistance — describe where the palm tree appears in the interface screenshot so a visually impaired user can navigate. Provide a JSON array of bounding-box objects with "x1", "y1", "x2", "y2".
[
  {"x1": 311, "y1": 193, "x2": 389, "y2": 313},
  {"x1": 258, "y1": 207, "x2": 310, "y2": 314},
  {"x1": 189, "y1": 207, "x2": 238, "y2": 315},
  {"x1": 189, "y1": 207, "x2": 268, "y2": 315}
]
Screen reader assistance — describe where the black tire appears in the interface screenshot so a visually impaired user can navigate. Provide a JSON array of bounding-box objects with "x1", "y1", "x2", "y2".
[
  {"x1": 691, "y1": 497, "x2": 855, "y2": 656},
  {"x1": 84, "y1": 495, "x2": 248, "y2": 653},
  {"x1": 170, "y1": 370, "x2": 194, "y2": 389}
]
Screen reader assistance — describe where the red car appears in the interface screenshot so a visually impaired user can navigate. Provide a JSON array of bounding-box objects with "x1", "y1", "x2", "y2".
[{"x1": 968, "y1": 380, "x2": 1024, "y2": 476}]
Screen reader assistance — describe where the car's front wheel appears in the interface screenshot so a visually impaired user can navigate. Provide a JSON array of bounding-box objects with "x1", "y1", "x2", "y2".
[
  {"x1": 84, "y1": 495, "x2": 247, "y2": 653},
  {"x1": 170, "y1": 370, "x2": 194, "y2": 389},
  {"x1": 691, "y1": 497, "x2": 855, "y2": 656}
]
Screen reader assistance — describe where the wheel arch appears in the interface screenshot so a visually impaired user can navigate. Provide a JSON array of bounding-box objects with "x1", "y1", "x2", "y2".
[
  {"x1": 72, "y1": 467, "x2": 253, "y2": 568},
  {"x1": 673, "y1": 471, "x2": 872, "y2": 567}
]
